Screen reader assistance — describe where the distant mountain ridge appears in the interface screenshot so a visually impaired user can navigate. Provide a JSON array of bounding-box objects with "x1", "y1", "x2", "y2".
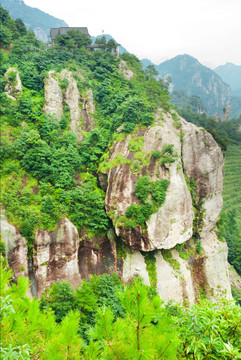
[
  {"x1": 141, "y1": 55, "x2": 241, "y2": 117},
  {"x1": 0, "y1": 0, "x2": 68, "y2": 42},
  {"x1": 156, "y1": 54, "x2": 231, "y2": 116},
  {"x1": 214, "y1": 63, "x2": 241, "y2": 97}
]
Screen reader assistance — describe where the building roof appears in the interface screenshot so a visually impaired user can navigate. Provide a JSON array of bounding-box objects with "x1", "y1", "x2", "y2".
[{"x1": 50, "y1": 27, "x2": 90, "y2": 41}]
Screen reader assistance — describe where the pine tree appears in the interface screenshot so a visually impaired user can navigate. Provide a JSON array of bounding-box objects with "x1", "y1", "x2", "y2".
[{"x1": 89, "y1": 278, "x2": 179, "y2": 359}]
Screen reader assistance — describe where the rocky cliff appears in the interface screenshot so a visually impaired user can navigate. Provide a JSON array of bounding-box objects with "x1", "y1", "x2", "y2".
[{"x1": 1, "y1": 67, "x2": 232, "y2": 305}]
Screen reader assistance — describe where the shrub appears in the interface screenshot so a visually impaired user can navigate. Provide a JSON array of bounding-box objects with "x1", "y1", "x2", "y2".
[
  {"x1": 196, "y1": 240, "x2": 202, "y2": 254},
  {"x1": 7, "y1": 70, "x2": 17, "y2": 83},
  {"x1": 152, "y1": 150, "x2": 161, "y2": 159},
  {"x1": 134, "y1": 176, "x2": 151, "y2": 202}
]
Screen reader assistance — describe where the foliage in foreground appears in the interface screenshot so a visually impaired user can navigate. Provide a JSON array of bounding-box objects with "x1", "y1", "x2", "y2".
[{"x1": 1, "y1": 264, "x2": 241, "y2": 359}]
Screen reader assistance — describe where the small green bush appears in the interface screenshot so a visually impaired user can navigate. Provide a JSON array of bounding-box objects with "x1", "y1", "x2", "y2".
[
  {"x1": 196, "y1": 240, "x2": 202, "y2": 254},
  {"x1": 7, "y1": 70, "x2": 17, "y2": 83},
  {"x1": 151, "y1": 150, "x2": 161, "y2": 159},
  {"x1": 135, "y1": 176, "x2": 151, "y2": 202}
]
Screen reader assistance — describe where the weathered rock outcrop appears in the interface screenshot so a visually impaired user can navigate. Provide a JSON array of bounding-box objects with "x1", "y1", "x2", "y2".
[
  {"x1": 1, "y1": 105, "x2": 233, "y2": 304},
  {"x1": 32, "y1": 220, "x2": 123, "y2": 296},
  {"x1": 122, "y1": 233, "x2": 232, "y2": 304},
  {"x1": 0, "y1": 207, "x2": 28, "y2": 279},
  {"x1": 101, "y1": 112, "x2": 195, "y2": 251},
  {"x1": 97, "y1": 109, "x2": 232, "y2": 303},
  {"x1": 4, "y1": 68, "x2": 22, "y2": 100},
  {"x1": 44, "y1": 70, "x2": 95, "y2": 143},
  {"x1": 1, "y1": 213, "x2": 121, "y2": 297},
  {"x1": 181, "y1": 119, "x2": 224, "y2": 236},
  {"x1": 33, "y1": 218, "x2": 81, "y2": 296},
  {"x1": 44, "y1": 70, "x2": 63, "y2": 119}
]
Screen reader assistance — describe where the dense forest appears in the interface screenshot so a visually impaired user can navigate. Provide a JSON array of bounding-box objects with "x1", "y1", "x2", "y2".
[{"x1": 0, "y1": 5, "x2": 241, "y2": 359}]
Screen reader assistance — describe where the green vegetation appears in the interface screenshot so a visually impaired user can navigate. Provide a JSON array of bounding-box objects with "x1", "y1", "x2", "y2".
[
  {"x1": 0, "y1": 0, "x2": 68, "y2": 43},
  {"x1": 128, "y1": 136, "x2": 144, "y2": 152},
  {"x1": 39, "y1": 273, "x2": 124, "y2": 339},
  {"x1": 151, "y1": 149, "x2": 161, "y2": 159},
  {"x1": 217, "y1": 145, "x2": 241, "y2": 276},
  {"x1": 1, "y1": 264, "x2": 241, "y2": 359},
  {"x1": 0, "y1": 6, "x2": 171, "y2": 251},
  {"x1": 161, "y1": 249, "x2": 181, "y2": 271},
  {"x1": 54, "y1": 30, "x2": 91, "y2": 51},
  {"x1": 174, "y1": 241, "x2": 195, "y2": 261},
  {"x1": 143, "y1": 251, "x2": 157, "y2": 288},
  {"x1": 115, "y1": 176, "x2": 169, "y2": 230},
  {"x1": 1, "y1": 8, "x2": 241, "y2": 358},
  {"x1": 184, "y1": 176, "x2": 205, "y2": 240},
  {"x1": 177, "y1": 107, "x2": 241, "y2": 151}
]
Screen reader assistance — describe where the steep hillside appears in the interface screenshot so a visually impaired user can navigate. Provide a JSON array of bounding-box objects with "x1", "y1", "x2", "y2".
[{"x1": 0, "y1": 0, "x2": 68, "y2": 42}]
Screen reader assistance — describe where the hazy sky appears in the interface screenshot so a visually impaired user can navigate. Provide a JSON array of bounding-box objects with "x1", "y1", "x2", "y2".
[{"x1": 24, "y1": 0, "x2": 241, "y2": 68}]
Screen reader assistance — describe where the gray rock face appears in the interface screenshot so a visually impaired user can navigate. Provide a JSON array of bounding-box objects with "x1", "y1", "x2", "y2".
[
  {"x1": 33, "y1": 218, "x2": 81, "y2": 296},
  {"x1": 201, "y1": 232, "x2": 232, "y2": 300},
  {"x1": 44, "y1": 70, "x2": 95, "y2": 143},
  {"x1": 1, "y1": 208, "x2": 120, "y2": 297},
  {"x1": 1, "y1": 92, "x2": 233, "y2": 303},
  {"x1": 32, "y1": 220, "x2": 120, "y2": 296},
  {"x1": 4, "y1": 68, "x2": 22, "y2": 100},
  {"x1": 0, "y1": 207, "x2": 28, "y2": 279},
  {"x1": 97, "y1": 109, "x2": 232, "y2": 303},
  {"x1": 61, "y1": 70, "x2": 83, "y2": 141},
  {"x1": 44, "y1": 70, "x2": 63, "y2": 120},
  {"x1": 101, "y1": 111, "x2": 196, "y2": 251},
  {"x1": 61, "y1": 70, "x2": 95, "y2": 143},
  {"x1": 181, "y1": 119, "x2": 224, "y2": 237},
  {"x1": 121, "y1": 232, "x2": 232, "y2": 305}
]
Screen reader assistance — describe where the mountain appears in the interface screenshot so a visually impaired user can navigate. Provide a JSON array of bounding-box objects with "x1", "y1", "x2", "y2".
[
  {"x1": 214, "y1": 63, "x2": 241, "y2": 97},
  {"x1": 0, "y1": 0, "x2": 68, "y2": 42},
  {"x1": 1, "y1": 9, "x2": 241, "y2": 357},
  {"x1": 155, "y1": 54, "x2": 231, "y2": 116},
  {"x1": 2, "y1": 67, "x2": 232, "y2": 304},
  {"x1": 1, "y1": 10, "x2": 237, "y2": 304}
]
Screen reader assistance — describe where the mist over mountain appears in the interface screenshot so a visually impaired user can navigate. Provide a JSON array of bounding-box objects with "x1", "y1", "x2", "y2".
[{"x1": 0, "y1": 0, "x2": 68, "y2": 42}]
